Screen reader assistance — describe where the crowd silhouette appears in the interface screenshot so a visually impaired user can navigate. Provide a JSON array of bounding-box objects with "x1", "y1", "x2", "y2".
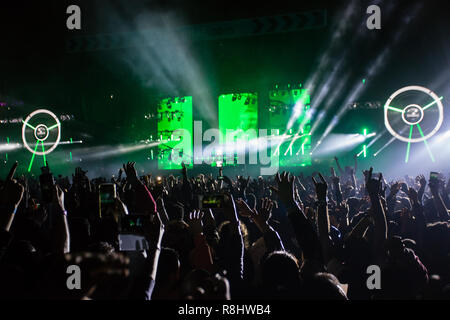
[{"x1": 0, "y1": 157, "x2": 449, "y2": 300}]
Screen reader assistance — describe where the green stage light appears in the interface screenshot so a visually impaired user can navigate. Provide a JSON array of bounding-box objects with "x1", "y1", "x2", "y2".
[
  {"x1": 417, "y1": 123, "x2": 435, "y2": 162},
  {"x1": 268, "y1": 88, "x2": 311, "y2": 167},
  {"x1": 218, "y1": 93, "x2": 258, "y2": 166},
  {"x1": 157, "y1": 96, "x2": 193, "y2": 170}
]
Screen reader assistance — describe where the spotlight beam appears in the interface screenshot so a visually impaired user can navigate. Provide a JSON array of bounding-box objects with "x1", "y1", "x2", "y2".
[
  {"x1": 405, "y1": 125, "x2": 413, "y2": 163},
  {"x1": 417, "y1": 123, "x2": 435, "y2": 162},
  {"x1": 27, "y1": 141, "x2": 40, "y2": 172},
  {"x1": 374, "y1": 136, "x2": 397, "y2": 157}
]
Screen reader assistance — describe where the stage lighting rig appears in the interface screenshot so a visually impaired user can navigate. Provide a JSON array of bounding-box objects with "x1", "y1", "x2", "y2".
[
  {"x1": 22, "y1": 109, "x2": 61, "y2": 171},
  {"x1": 383, "y1": 85, "x2": 444, "y2": 163}
]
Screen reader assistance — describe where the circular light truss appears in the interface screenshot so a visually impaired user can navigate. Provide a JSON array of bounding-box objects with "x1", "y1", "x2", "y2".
[
  {"x1": 22, "y1": 109, "x2": 61, "y2": 155},
  {"x1": 384, "y1": 86, "x2": 444, "y2": 143}
]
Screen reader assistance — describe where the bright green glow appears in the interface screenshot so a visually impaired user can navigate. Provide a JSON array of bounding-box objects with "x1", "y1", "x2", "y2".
[
  {"x1": 69, "y1": 139, "x2": 73, "y2": 161},
  {"x1": 22, "y1": 120, "x2": 36, "y2": 130},
  {"x1": 269, "y1": 89, "x2": 311, "y2": 167},
  {"x1": 219, "y1": 93, "x2": 258, "y2": 166},
  {"x1": 157, "y1": 96, "x2": 193, "y2": 169},
  {"x1": 48, "y1": 123, "x2": 59, "y2": 131},
  {"x1": 387, "y1": 106, "x2": 403, "y2": 113},
  {"x1": 27, "y1": 141, "x2": 40, "y2": 172},
  {"x1": 362, "y1": 129, "x2": 367, "y2": 157},
  {"x1": 422, "y1": 96, "x2": 443, "y2": 111},
  {"x1": 416, "y1": 124, "x2": 435, "y2": 162},
  {"x1": 405, "y1": 125, "x2": 413, "y2": 163},
  {"x1": 362, "y1": 79, "x2": 366, "y2": 84},
  {"x1": 41, "y1": 141, "x2": 46, "y2": 166}
]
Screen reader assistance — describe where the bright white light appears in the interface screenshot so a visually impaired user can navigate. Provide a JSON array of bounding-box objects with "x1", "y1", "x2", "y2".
[
  {"x1": 0, "y1": 143, "x2": 22, "y2": 152},
  {"x1": 313, "y1": 134, "x2": 365, "y2": 156}
]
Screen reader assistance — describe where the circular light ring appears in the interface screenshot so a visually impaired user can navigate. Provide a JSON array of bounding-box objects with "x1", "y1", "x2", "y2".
[
  {"x1": 22, "y1": 109, "x2": 61, "y2": 155},
  {"x1": 384, "y1": 86, "x2": 444, "y2": 143}
]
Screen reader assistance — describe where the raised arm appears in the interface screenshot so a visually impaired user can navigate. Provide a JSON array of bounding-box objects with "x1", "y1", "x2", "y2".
[
  {"x1": 123, "y1": 162, "x2": 157, "y2": 214},
  {"x1": 330, "y1": 167, "x2": 343, "y2": 205},
  {"x1": 236, "y1": 197, "x2": 284, "y2": 253},
  {"x1": 312, "y1": 173, "x2": 332, "y2": 264},
  {"x1": 272, "y1": 172, "x2": 323, "y2": 265},
  {"x1": 417, "y1": 175, "x2": 427, "y2": 205},
  {"x1": 365, "y1": 168, "x2": 388, "y2": 264},
  {"x1": 0, "y1": 162, "x2": 24, "y2": 232},
  {"x1": 429, "y1": 178, "x2": 450, "y2": 222},
  {"x1": 222, "y1": 193, "x2": 244, "y2": 281},
  {"x1": 51, "y1": 185, "x2": 70, "y2": 254},
  {"x1": 334, "y1": 156, "x2": 344, "y2": 176},
  {"x1": 187, "y1": 210, "x2": 214, "y2": 272}
]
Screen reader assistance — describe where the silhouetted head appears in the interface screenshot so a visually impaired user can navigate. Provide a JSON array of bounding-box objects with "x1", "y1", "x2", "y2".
[
  {"x1": 156, "y1": 247, "x2": 181, "y2": 286},
  {"x1": 261, "y1": 251, "x2": 301, "y2": 298},
  {"x1": 301, "y1": 272, "x2": 347, "y2": 300}
]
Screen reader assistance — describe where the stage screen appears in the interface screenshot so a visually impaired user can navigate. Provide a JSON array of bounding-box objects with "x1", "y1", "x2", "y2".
[
  {"x1": 157, "y1": 96, "x2": 193, "y2": 170},
  {"x1": 268, "y1": 87, "x2": 312, "y2": 167},
  {"x1": 218, "y1": 93, "x2": 258, "y2": 166}
]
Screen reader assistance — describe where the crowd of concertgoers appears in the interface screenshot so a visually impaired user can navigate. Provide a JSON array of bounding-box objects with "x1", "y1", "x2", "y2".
[{"x1": 0, "y1": 156, "x2": 449, "y2": 300}]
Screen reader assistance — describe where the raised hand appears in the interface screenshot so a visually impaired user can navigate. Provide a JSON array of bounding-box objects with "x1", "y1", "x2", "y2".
[
  {"x1": 187, "y1": 210, "x2": 204, "y2": 235},
  {"x1": 408, "y1": 187, "x2": 419, "y2": 206},
  {"x1": 272, "y1": 172, "x2": 296, "y2": 206},
  {"x1": 256, "y1": 197, "x2": 274, "y2": 225},
  {"x1": 236, "y1": 197, "x2": 273, "y2": 233},
  {"x1": 236, "y1": 198, "x2": 254, "y2": 218},
  {"x1": 1, "y1": 162, "x2": 25, "y2": 231},
  {"x1": 312, "y1": 173, "x2": 327, "y2": 201},
  {"x1": 417, "y1": 174, "x2": 427, "y2": 188},
  {"x1": 123, "y1": 162, "x2": 139, "y2": 184},
  {"x1": 0, "y1": 162, "x2": 24, "y2": 210},
  {"x1": 365, "y1": 167, "x2": 383, "y2": 197}
]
